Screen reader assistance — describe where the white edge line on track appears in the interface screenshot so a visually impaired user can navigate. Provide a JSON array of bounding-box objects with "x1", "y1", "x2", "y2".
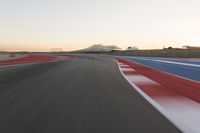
[
  {"x1": 121, "y1": 68, "x2": 135, "y2": 71},
  {"x1": 116, "y1": 60, "x2": 196, "y2": 133},
  {"x1": 154, "y1": 59, "x2": 200, "y2": 68}
]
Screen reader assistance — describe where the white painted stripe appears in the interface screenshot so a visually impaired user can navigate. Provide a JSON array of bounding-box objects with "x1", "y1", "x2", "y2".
[
  {"x1": 126, "y1": 75, "x2": 159, "y2": 85},
  {"x1": 158, "y1": 97, "x2": 200, "y2": 133},
  {"x1": 120, "y1": 64, "x2": 129, "y2": 67},
  {"x1": 121, "y1": 68, "x2": 135, "y2": 71},
  {"x1": 117, "y1": 60, "x2": 196, "y2": 133},
  {"x1": 154, "y1": 59, "x2": 200, "y2": 67}
]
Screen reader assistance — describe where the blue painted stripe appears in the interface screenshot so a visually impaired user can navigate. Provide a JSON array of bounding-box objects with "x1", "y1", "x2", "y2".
[{"x1": 121, "y1": 56, "x2": 200, "y2": 82}]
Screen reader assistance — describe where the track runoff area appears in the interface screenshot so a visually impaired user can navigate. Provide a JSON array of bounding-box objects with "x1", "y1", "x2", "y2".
[
  {"x1": 0, "y1": 54, "x2": 78, "y2": 68},
  {"x1": 1, "y1": 54, "x2": 199, "y2": 133},
  {"x1": 116, "y1": 57, "x2": 200, "y2": 133}
]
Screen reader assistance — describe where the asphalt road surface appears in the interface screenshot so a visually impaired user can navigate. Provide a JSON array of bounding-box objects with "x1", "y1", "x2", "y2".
[{"x1": 0, "y1": 56, "x2": 180, "y2": 133}]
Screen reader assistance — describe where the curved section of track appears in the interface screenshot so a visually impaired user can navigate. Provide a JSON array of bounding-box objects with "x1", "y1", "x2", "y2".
[{"x1": 117, "y1": 58, "x2": 200, "y2": 133}]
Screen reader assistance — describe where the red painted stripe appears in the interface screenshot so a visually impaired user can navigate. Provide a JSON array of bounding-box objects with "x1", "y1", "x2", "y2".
[
  {"x1": 64, "y1": 56, "x2": 78, "y2": 60},
  {"x1": 0, "y1": 55, "x2": 78, "y2": 67},
  {"x1": 117, "y1": 58, "x2": 200, "y2": 103},
  {"x1": 120, "y1": 66, "x2": 131, "y2": 68},
  {"x1": 0, "y1": 55, "x2": 58, "y2": 66}
]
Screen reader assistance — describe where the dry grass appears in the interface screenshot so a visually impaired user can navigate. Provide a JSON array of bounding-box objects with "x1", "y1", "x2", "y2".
[{"x1": 111, "y1": 49, "x2": 200, "y2": 58}]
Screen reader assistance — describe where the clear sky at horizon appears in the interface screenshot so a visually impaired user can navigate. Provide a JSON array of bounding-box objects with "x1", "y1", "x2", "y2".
[{"x1": 0, "y1": 0, "x2": 200, "y2": 51}]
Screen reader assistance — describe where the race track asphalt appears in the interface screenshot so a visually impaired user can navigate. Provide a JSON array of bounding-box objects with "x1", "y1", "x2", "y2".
[{"x1": 0, "y1": 56, "x2": 180, "y2": 133}]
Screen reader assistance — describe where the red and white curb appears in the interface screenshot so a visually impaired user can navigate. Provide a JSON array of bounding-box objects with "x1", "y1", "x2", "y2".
[
  {"x1": 117, "y1": 58, "x2": 200, "y2": 133},
  {"x1": 0, "y1": 55, "x2": 78, "y2": 68}
]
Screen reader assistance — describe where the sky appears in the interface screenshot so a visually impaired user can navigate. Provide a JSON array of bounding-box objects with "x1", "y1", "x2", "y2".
[{"x1": 0, "y1": 0, "x2": 200, "y2": 51}]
